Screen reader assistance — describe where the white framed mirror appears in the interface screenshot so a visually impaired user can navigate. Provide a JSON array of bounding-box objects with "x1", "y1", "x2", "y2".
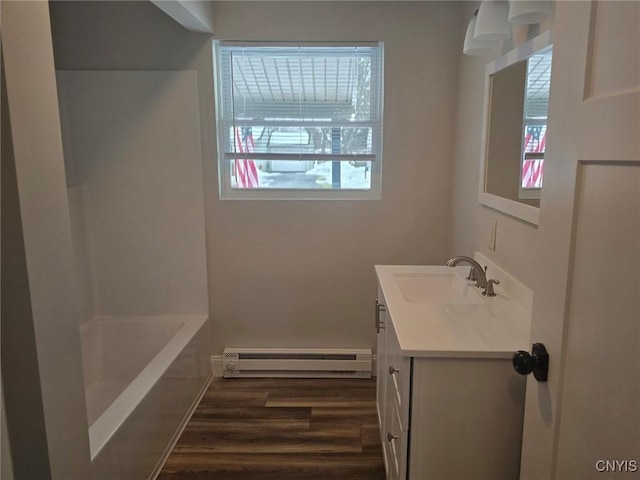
[{"x1": 478, "y1": 31, "x2": 553, "y2": 226}]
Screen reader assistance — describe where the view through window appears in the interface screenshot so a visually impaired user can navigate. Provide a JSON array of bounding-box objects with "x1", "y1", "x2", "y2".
[
  {"x1": 520, "y1": 46, "x2": 552, "y2": 199},
  {"x1": 214, "y1": 42, "x2": 384, "y2": 199}
]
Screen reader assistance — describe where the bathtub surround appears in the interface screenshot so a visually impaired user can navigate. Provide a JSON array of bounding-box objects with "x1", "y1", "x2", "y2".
[
  {"x1": 57, "y1": 70, "x2": 209, "y2": 318},
  {"x1": 55, "y1": 68, "x2": 211, "y2": 477},
  {"x1": 84, "y1": 316, "x2": 210, "y2": 480},
  {"x1": 80, "y1": 317, "x2": 207, "y2": 454}
]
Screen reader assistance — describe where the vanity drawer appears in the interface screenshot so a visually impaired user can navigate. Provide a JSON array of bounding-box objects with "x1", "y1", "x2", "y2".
[
  {"x1": 385, "y1": 395, "x2": 408, "y2": 480},
  {"x1": 386, "y1": 318, "x2": 411, "y2": 430}
]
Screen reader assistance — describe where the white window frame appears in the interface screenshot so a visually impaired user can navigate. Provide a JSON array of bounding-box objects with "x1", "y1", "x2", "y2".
[{"x1": 213, "y1": 41, "x2": 384, "y2": 200}]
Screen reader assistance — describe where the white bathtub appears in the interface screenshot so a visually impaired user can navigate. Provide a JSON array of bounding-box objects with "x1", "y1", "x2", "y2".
[{"x1": 80, "y1": 315, "x2": 210, "y2": 479}]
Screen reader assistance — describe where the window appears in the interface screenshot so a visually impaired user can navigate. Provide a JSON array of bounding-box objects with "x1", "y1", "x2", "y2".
[
  {"x1": 214, "y1": 42, "x2": 384, "y2": 200},
  {"x1": 519, "y1": 46, "x2": 552, "y2": 200}
]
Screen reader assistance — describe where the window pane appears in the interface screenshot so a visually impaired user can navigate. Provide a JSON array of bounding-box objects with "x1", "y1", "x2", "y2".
[
  {"x1": 221, "y1": 46, "x2": 378, "y2": 121},
  {"x1": 223, "y1": 125, "x2": 375, "y2": 157},
  {"x1": 523, "y1": 124, "x2": 547, "y2": 154},
  {"x1": 230, "y1": 160, "x2": 372, "y2": 190},
  {"x1": 521, "y1": 158, "x2": 544, "y2": 189},
  {"x1": 524, "y1": 50, "x2": 552, "y2": 119}
]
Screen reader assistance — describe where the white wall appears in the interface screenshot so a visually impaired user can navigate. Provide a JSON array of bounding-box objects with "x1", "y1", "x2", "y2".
[
  {"x1": 1, "y1": 36, "x2": 16, "y2": 478},
  {"x1": 0, "y1": 388, "x2": 13, "y2": 480},
  {"x1": 51, "y1": 1, "x2": 463, "y2": 355},
  {"x1": 0, "y1": 10, "x2": 10, "y2": 477},
  {"x1": 2, "y1": 2, "x2": 91, "y2": 477},
  {"x1": 450, "y1": 2, "x2": 554, "y2": 290}
]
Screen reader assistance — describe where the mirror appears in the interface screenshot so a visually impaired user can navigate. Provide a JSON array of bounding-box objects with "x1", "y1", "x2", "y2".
[{"x1": 479, "y1": 31, "x2": 553, "y2": 225}]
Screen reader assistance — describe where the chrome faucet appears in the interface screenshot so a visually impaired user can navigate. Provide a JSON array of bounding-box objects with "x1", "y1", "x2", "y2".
[{"x1": 446, "y1": 256, "x2": 487, "y2": 289}]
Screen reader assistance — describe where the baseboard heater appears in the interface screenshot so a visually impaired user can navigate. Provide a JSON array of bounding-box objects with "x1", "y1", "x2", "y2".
[{"x1": 222, "y1": 348, "x2": 372, "y2": 378}]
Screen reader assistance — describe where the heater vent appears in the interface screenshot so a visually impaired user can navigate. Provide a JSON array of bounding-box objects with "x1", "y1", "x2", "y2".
[{"x1": 222, "y1": 348, "x2": 372, "y2": 379}]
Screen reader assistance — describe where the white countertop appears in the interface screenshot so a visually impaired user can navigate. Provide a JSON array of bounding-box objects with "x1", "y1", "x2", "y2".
[{"x1": 376, "y1": 264, "x2": 532, "y2": 358}]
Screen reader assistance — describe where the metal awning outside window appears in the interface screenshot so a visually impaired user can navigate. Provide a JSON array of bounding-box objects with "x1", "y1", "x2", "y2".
[
  {"x1": 525, "y1": 48, "x2": 552, "y2": 119},
  {"x1": 216, "y1": 42, "x2": 383, "y2": 162}
]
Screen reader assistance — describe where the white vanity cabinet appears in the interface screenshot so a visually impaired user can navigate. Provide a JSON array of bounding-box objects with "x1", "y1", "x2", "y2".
[{"x1": 376, "y1": 282, "x2": 527, "y2": 480}]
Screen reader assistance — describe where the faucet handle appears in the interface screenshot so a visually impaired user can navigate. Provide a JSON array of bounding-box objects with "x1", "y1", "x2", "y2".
[{"x1": 483, "y1": 279, "x2": 500, "y2": 297}]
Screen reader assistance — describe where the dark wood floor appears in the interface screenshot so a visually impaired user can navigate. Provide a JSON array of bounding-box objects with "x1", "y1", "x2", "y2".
[{"x1": 158, "y1": 377, "x2": 385, "y2": 480}]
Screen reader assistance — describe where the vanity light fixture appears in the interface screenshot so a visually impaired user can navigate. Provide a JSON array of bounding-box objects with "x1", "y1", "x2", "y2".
[
  {"x1": 463, "y1": 10, "x2": 498, "y2": 56},
  {"x1": 474, "y1": 0, "x2": 512, "y2": 42},
  {"x1": 508, "y1": 0, "x2": 552, "y2": 24}
]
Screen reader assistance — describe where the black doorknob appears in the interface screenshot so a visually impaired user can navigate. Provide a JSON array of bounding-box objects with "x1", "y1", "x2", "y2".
[{"x1": 512, "y1": 343, "x2": 549, "y2": 382}]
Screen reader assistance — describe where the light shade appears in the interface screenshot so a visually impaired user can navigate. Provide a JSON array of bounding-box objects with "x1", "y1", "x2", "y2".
[
  {"x1": 508, "y1": 0, "x2": 552, "y2": 24},
  {"x1": 475, "y1": 0, "x2": 512, "y2": 42},
  {"x1": 463, "y1": 16, "x2": 497, "y2": 55}
]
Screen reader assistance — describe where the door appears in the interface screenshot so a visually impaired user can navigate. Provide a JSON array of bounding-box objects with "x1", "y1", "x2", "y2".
[{"x1": 519, "y1": 2, "x2": 639, "y2": 479}]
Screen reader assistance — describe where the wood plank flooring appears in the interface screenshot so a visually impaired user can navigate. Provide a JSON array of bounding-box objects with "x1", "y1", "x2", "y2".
[{"x1": 158, "y1": 378, "x2": 386, "y2": 480}]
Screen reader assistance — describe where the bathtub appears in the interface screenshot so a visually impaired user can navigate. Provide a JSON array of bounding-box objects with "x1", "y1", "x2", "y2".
[{"x1": 80, "y1": 315, "x2": 211, "y2": 479}]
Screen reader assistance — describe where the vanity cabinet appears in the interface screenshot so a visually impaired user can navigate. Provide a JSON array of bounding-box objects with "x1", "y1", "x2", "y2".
[{"x1": 376, "y1": 285, "x2": 526, "y2": 480}]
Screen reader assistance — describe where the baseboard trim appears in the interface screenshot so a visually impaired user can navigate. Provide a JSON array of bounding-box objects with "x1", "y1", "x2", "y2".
[{"x1": 211, "y1": 355, "x2": 224, "y2": 377}]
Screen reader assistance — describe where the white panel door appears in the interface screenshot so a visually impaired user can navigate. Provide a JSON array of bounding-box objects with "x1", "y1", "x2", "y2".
[{"x1": 520, "y1": 2, "x2": 639, "y2": 479}]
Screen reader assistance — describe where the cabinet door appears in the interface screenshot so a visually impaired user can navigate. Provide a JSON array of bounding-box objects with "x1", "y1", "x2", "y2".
[{"x1": 409, "y1": 358, "x2": 525, "y2": 479}]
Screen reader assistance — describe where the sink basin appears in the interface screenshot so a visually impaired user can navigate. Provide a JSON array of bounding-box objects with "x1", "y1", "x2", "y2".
[{"x1": 393, "y1": 272, "x2": 484, "y2": 304}]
